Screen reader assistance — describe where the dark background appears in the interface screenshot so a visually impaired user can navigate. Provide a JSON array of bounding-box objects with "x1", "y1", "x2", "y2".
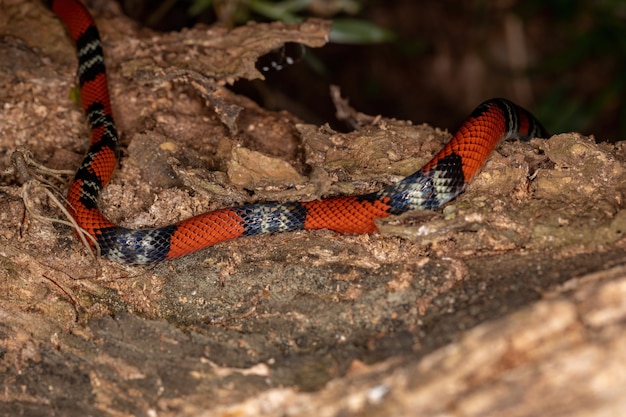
[{"x1": 118, "y1": 0, "x2": 626, "y2": 142}]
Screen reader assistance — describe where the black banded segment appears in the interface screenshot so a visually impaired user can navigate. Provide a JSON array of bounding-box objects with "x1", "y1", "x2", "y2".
[
  {"x1": 73, "y1": 140, "x2": 116, "y2": 208},
  {"x1": 493, "y1": 98, "x2": 518, "y2": 135},
  {"x1": 521, "y1": 107, "x2": 549, "y2": 140},
  {"x1": 429, "y1": 153, "x2": 465, "y2": 189},
  {"x1": 75, "y1": 25, "x2": 106, "y2": 86},
  {"x1": 85, "y1": 101, "x2": 120, "y2": 156},
  {"x1": 386, "y1": 173, "x2": 437, "y2": 214},
  {"x1": 85, "y1": 101, "x2": 110, "y2": 128},
  {"x1": 97, "y1": 225, "x2": 177, "y2": 264},
  {"x1": 236, "y1": 202, "x2": 307, "y2": 236},
  {"x1": 424, "y1": 153, "x2": 466, "y2": 206},
  {"x1": 382, "y1": 152, "x2": 466, "y2": 214},
  {"x1": 473, "y1": 98, "x2": 549, "y2": 142}
]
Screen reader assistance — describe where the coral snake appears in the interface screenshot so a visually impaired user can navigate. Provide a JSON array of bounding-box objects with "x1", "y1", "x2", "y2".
[{"x1": 43, "y1": 0, "x2": 548, "y2": 265}]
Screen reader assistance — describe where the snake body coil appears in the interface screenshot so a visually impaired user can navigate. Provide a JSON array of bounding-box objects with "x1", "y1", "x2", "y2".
[{"x1": 44, "y1": 0, "x2": 547, "y2": 264}]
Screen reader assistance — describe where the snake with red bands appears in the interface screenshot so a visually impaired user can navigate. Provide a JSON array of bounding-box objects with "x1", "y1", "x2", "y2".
[{"x1": 43, "y1": 0, "x2": 548, "y2": 265}]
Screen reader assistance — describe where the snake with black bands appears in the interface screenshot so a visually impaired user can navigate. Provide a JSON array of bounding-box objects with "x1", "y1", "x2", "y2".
[{"x1": 43, "y1": 0, "x2": 548, "y2": 265}]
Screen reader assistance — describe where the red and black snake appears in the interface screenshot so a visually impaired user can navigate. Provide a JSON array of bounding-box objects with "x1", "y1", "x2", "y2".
[{"x1": 43, "y1": 0, "x2": 547, "y2": 265}]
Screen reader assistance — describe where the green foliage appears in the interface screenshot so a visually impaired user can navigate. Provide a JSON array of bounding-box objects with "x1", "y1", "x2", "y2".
[
  {"x1": 247, "y1": 0, "x2": 311, "y2": 22},
  {"x1": 187, "y1": 0, "x2": 394, "y2": 45},
  {"x1": 329, "y1": 19, "x2": 394, "y2": 44}
]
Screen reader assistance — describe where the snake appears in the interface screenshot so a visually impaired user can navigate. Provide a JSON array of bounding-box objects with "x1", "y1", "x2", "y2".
[{"x1": 43, "y1": 0, "x2": 548, "y2": 265}]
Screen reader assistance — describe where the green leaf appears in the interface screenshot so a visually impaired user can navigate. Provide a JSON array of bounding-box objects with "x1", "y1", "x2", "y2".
[
  {"x1": 329, "y1": 19, "x2": 395, "y2": 44},
  {"x1": 248, "y1": 0, "x2": 311, "y2": 22}
]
